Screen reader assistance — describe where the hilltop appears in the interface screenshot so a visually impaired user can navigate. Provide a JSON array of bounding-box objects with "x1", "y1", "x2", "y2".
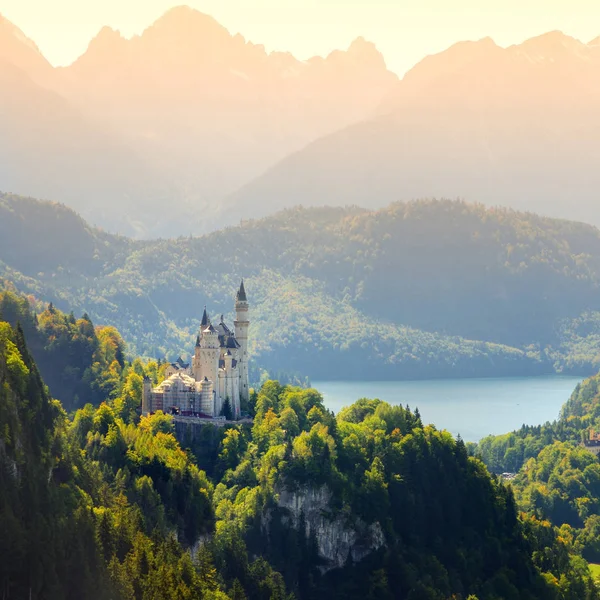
[{"x1": 3, "y1": 312, "x2": 592, "y2": 598}]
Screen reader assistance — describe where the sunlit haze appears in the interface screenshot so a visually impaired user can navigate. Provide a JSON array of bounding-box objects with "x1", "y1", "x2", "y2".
[
  {"x1": 2, "y1": 0, "x2": 600, "y2": 74},
  {"x1": 6, "y1": 0, "x2": 600, "y2": 596}
]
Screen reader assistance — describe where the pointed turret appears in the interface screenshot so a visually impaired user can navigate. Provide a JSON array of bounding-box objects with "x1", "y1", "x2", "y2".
[
  {"x1": 201, "y1": 306, "x2": 209, "y2": 327},
  {"x1": 236, "y1": 279, "x2": 247, "y2": 302}
]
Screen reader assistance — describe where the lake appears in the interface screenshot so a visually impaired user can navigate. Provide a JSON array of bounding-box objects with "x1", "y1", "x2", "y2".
[{"x1": 313, "y1": 376, "x2": 583, "y2": 442}]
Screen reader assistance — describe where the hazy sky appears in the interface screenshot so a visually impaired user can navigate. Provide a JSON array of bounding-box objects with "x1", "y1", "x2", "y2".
[{"x1": 2, "y1": 0, "x2": 600, "y2": 75}]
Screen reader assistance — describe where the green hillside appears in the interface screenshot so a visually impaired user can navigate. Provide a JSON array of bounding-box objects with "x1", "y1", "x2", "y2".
[
  {"x1": 1, "y1": 306, "x2": 596, "y2": 599},
  {"x1": 472, "y1": 368, "x2": 600, "y2": 593},
  {"x1": 3, "y1": 192, "x2": 600, "y2": 380}
]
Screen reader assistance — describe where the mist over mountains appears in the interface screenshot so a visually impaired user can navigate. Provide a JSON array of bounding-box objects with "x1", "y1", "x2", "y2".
[
  {"x1": 4, "y1": 192, "x2": 600, "y2": 381},
  {"x1": 229, "y1": 32, "x2": 600, "y2": 225},
  {"x1": 0, "y1": 8, "x2": 396, "y2": 236},
  {"x1": 2, "y1": 8, "x2": 600, "y2": 237}
]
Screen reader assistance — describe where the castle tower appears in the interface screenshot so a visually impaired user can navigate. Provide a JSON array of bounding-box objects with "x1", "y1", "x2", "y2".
[
  {"x1": 234, "y1": 280, "x2": 250, "y2": 403},
  {"x1": 201, "y1": 323, "x2": 220, "y2": 381},
  {"x1": 192, "y1": 334, "x2": 202, "y2": 380},
  {"x1": 142, "y1": 376, "x2": 152, "y2": 416},
  {"x1": 193, "y1": 307, "x2": 220, "y2": 386},
  {"x1": 199, "y1": 377, "x2": 214, "y2": 416}
]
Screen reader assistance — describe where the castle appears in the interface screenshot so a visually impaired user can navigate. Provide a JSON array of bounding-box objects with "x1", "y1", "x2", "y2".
[{"x1": 142, "y1": 281, "x2": 250, "y2": 420}]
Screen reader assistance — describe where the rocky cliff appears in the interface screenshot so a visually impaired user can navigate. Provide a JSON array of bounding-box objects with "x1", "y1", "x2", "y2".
[{"x1": 268, "y1": 485, "x2": 384, "y2": 572}]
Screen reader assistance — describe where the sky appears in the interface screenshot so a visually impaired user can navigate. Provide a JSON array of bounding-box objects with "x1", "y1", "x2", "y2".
[{"x1": 2, "y1": 0, "x2": 600, "y2": 76}]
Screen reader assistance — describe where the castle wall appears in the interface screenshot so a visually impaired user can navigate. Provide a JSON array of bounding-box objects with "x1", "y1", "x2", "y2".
[
  {"x1": 198, "y1": 347, "x2": 219, "y2": 387},
  {"x1": 218, "y1": 370, "x2": 225, "y2": 400}
]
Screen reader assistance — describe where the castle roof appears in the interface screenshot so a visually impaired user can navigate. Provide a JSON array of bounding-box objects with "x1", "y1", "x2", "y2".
[
  {"x1": 225, "y1": 335, "x2": 240, "y2": 349},
  {"x1": 169, "y1": 357, "x2": 190, "y2": 370},
  {"x1": 201, "y1": 307, "x2": 209, "y2": 327},
  {"x1": 217, "y1": 318, "x2": 232, "y2": 337},
  {"x1": 204, "y1": 323, "x2": 217, "y2": 334},
  {"x1": 236, "y1": 279, "x2": 247, "y2": 303}
]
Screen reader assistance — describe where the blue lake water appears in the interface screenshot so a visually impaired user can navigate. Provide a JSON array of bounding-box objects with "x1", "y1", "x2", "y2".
[{"x1": 313, "y1": 376, "x2": 583, "y2": 443}]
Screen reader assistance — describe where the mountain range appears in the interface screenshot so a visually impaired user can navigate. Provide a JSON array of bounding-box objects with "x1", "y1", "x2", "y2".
[
  {"x1": 228, "y1": 32, "x2": 600, "y2": 226},
  {"x1": 0, "y1": 7, "x2": 397, "y2": 236},
  {"x1": 3, "y1": 9, "x2": 600, "y2": 237}
]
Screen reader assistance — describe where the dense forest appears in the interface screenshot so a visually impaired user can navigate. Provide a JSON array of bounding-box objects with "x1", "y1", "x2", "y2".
[
  {"x1": 474, "y1": 371, "x2": 600, "y2": 575},
  {"x1": 2, "y1": 303, "x2": 599, "y2": 598},
  {"x1": 0, "y1": 288, "x2": 127, "y2": 412},
  {"x1": 4, "y1": 193, "x2": 600, "y2": 380}
]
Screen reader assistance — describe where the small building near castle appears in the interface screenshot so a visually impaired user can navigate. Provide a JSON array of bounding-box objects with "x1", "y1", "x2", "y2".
[
  {"x1": 142, "y1": 281, "x2": 250, "y2": 420},
  {"x1": 582, "y1": 429, "x2": 600, "y2": 457}
]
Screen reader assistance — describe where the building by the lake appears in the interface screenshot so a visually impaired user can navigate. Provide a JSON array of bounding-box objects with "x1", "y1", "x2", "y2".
[
  {"x1": 142, "y1": 281, "x2": 250, "y2": 420},
  {"x1": 582, "y1": 429, "x2": 600, "y2": 457}
]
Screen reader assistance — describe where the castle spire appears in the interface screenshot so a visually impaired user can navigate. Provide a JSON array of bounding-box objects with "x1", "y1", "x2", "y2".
[
  {"x1": 236, "y1": 279, "x2": 247, "y2": 303},
  {"x1": 201, "y1": 306, "x2": 209, "y2": 327}
]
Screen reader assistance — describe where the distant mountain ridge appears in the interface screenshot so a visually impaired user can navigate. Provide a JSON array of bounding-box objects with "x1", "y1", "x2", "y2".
[
  {"x1": 0, "y1": 6, "x2": 397, "y2": 237},
  {"x1": 227, "y1": 30, "x2": 600, "y2": 228},
  {"x1": 4, "y1": 9, "x2": 600, "y2": 236},
  {"x1": 0, "y1": 14, "x2": 53, "y2": 85},
  {"x1": 57, "y1": 6, "x2": 396, "y2": 202}
]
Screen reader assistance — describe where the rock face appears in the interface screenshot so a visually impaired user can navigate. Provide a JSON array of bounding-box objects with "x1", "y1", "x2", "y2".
[{"x1": 272, "y1": 485, "x2": 384, "y2": 571}]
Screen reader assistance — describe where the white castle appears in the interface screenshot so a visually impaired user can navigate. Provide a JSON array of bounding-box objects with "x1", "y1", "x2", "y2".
[{"x1": 142, "y1": 281, "x2": 250, "y2": 420}]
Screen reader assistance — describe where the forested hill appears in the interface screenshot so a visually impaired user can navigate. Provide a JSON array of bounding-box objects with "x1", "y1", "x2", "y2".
[
  {"x1": 472, "y1": 368, "x2": 600, "y2": 589},
  {"x1": 1, "y1": 314, "x2": 597, "y2": 599},
  {"x1": 3, "y1": 192, "x2": 600, "y2": 379}
]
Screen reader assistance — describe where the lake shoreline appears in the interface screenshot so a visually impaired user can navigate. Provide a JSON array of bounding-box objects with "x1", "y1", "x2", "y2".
[{"x1": 313, "y1": 375, "x2": 583, "y2": 443}]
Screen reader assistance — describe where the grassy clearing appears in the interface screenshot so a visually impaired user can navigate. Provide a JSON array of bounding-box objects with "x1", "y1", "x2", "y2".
[{"x1": 589, "y1": 563, "x2": 600, "y2": 580}]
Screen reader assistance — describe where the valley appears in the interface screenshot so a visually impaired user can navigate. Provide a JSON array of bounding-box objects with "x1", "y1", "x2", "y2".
[{"x1": 4, "y1": 193, "x2": 600, "y2": 387}]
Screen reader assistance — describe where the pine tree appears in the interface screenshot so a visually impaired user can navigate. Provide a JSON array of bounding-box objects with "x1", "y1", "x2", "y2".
[
  {"x1": 230, "y1": 578, "x2": 247, "y2": 600},
  {"x1": 222, "y1": 398, "x2": 233, "y2": 421}
]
